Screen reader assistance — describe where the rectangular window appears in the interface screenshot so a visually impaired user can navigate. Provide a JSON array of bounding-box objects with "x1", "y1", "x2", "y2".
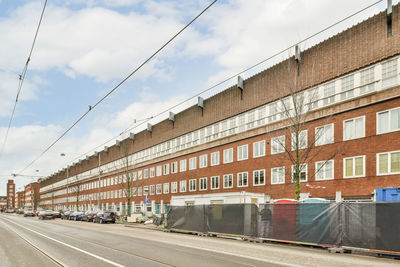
[
  {"x1": 253, "y1": 140, "x2": 266, "y2": 158},
  {"x1": 189, "y1": 157, "x2": 197, "y2": 170},
  {"x1": 315, "y1": 124, "x2": 334, "y2": 146},
  {"x1": 291, "y1": 130, "x2": 307, "y2": 150},
  {"x1": 223, "y1": 148, "x2": 233, "y2": 163},
  {"x1": 360, "y1": 67, "x2": 375, "y2": 94},
  {"x1": 344, "y1": 156, "x2": 365, "y2": 178},
  {"x1": 150, "y1": 185, "x2": 155, "y2": 195},
  {"x1": 199, "y1": 154, "x2": 208, "y2": 168},
  {"x1": 199, "y1": 177, "x2": 207, "y2": 191},
  {"x1": 138, "y1": 187, "x2": 142, "y2": 196},
  {"x1": 341, "y1": 74, "x2": 354, "y2": 100},
  {"x1": 323, "y1": 81, "x2": 335, "y2": 105},
  {"x1": 150, "y1": 167, "x2": 155, "y2": 178},
  {"x1": 180, "y1": 180, "x2": 187, "y2": 192},
  {"x1": 377, "y1": 151, "x2": 400, "y2": 175},
  {"x1": 143, "y1": 169, "x2": 149, "y2": 179},
  {"x1": 180, "y1": 159, "x2": 187, "y2": 172},
  {"x1": 156, "y1": 166, "x2": 162, "y2": 176},
  {"x1": 211, "y1": 176, "x2": 220, "y2": 190},
  {"x1": 163, "y1": 183, "x2": 169, "y2": 194},
  {"x1": 237, "y1": 145, "x2": 248, "y2": 161},
  {"x1": 156, "y1": 184, "x2": 162, "y2": 195},
  {"x1": 343, "y1": 116, "x2": 365, "y2": 141},
  {"x1": 315, "y1": 160, "x2": 334, "y2": 181},
  {"x1": 189, "y1": 179, "x2": 196, "y2": 192},
  {"x1": 271, "y1": 135, "x2": 285, "y2": 154},
  {"x1": 382, "y1": 58, "x2": 397, "y2": 88},
  {"x1": 223, "y1": 174, "x2": 233, "y2": 188},
  {"x1": 377, "y1": 107, "x2": 400, "y2": 134},
  {"x1": 132, "y1": 172, "x2": 137, "y2": 181},
  {"x1": 237, "y1": 172, "x2": 248, "y2": 187},
  {"x1": 138, "y1": 170, "x2": 142, "y2": 180},
  {"x1": 171, "y1": 182, "x2": 178, "y2": 193},
  {"x1": 291, "y1": 164, "x2": 308, "y2": 183},
  {"x1": 163, "y1": 164, "x2": 169, "y2": 175},
  {"x1": 253, "y1": 169, "x2": 265, "y2": 186},
  {"x1": 143, "y1": 186, "x2": 148, "y2": 196},
  {"x1": 211, "y1": 151, "x2": 220, "y2": 166},
  {"x1": 271, "y1": 167, "x2": 285, "y2": 184},
  {"x1": 171, "y1": 162, "x2": 178, "y2": 174}
]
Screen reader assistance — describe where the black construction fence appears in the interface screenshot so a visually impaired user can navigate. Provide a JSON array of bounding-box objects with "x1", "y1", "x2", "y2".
[{"x1": 166, "y1": 202, "x2": 400, "y2": 254}]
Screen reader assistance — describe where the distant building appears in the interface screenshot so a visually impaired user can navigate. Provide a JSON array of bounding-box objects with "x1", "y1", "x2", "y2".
[
  {"x1": 40, "y1": 4, "x2": 400, "y2": 213},
  {"x1": 6, "y1": 180, "x2": 15, "y2": 209},
  {"x1": 24, "y1": 183, "x2": 40, "y2": 210},
  {"x1": 0, "y1": 196, "x2": 7, "y2": 211},
  {"x1": 15, "y1": 191, "x2": 25, "y2": 209}
]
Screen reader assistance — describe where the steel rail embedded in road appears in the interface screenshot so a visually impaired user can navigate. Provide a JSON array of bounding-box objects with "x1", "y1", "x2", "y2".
[
  {"x1": 0, "y1": 215, "x2": 175, "y2": 267},
  {"x1": 0, "y1": 216, "x2": 65, "y2": 266}
]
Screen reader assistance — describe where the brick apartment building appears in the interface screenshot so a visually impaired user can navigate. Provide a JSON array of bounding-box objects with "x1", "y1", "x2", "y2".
[
  {"x1": 24, "y1": 182, "x2": 40, "y2": 210},
  {"x1": 15, "y1": 191, "x2": 25, "y2": 209},
  {"x1": 6, "y1": 180, "x2": 15, "y2": 209},
  {"x1": 0, "y1": 196, "x2": 7, "y2": 211},
  {"x1": 40, "y1": 4, "x2": 400, "y2": 213}
]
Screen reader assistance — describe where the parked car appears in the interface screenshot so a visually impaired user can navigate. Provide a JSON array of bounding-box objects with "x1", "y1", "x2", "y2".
[
  {"x1": 69, "y1": 211, "x2": 84, "y2": 221},
  {"x1": 23, "y1": 210, "x2": 35, "y2": 217},
  {"x1": 93, "y1": 211, "x2": 116, "y2": 224},
  {"x1": 61, "y1": 211, "x2": 71, "y2": 220},
  {"x1": 82, "y1": 211, "x2": 97, "y2": 222},
  {"x1": 5, "y1": 209, "x2": 16, "y2": 213},
  {"x1": 38, "y1": 210, "x2": 54, "y2": 220},
  {"x1": 51, "y1": 211, "x2": 61, "y2": 218}
]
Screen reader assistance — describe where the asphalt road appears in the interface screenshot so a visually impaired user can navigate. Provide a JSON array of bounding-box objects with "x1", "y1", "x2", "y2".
[{"x1": 0, "y1": 214, "x2": 398, "y2": 267}]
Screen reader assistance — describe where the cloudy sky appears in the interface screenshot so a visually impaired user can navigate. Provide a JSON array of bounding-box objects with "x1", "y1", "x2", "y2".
[{"x1": 0, "y1": 0, "x2": 391, "y2": 195}]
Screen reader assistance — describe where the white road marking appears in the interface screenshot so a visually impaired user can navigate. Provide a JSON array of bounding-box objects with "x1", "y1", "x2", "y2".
[{"x1": 1, "y1": 216, "x2": 125, "y2": 267}]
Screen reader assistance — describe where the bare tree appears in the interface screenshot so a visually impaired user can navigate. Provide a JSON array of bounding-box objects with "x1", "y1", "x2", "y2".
[
  {"x1": 69, "y1": 175, "x2": 81, "y2": 211},
  {"x1": 272, "y1": 52, "x2": 342, "y2": 200}
]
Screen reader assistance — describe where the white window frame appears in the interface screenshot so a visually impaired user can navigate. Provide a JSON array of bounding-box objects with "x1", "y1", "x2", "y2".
[
  {"x1": 163, "y1": 183, "x2": 169, "y2": 194},
  {"x1": 150, "y1": 185, "x2": 155, "y2": 195},
  {"x1": 223, "y1": 148, "x2": 233, "y2": 164},
  {"x1": 138, "y1": 170, "x2": 142, "y2": 180},
  {"x1": 180, "y1": 159, "x2": 187, "y2": 172},
  {"x1": 376, "y1": 107, "x2": 400, "y2": 134},
  {"x1": 377, "y1": 150, "x2": 400, "y2": 175},
  {"x1": 253, "y1": 140, "x2": 266, "y2": 158},
  {"x1": 211, "y1": 176, "x2": 220, "y2": 190},
  {"x1": 180, "y1": 180, "x2": 187, "y2": 193},
  {"x1": 199, "y1": 177, "x2": 207, "y2": 191},
  {"x1": 143, "y1": 169, "x2": 149, "y2": 179},
  {"x1": 189, "y1": 157, "x2": 197, "y2": 170},
  {"x1": 171, "y1": 182, "x2": 178, "y2": 193},
  {"x1": 199, "y1": 154, "x2": 208, "y2": 168},
  {"x1": 271, "y1": 167, "x2": 285, "y2": 185},
  {"x1": 171, "y1": 162, "x2": 178, "y2": 174},
  {"x1": 291, "y1": 164, "x2": 308, "y2": 183},
  {"x1": 343, "y1": 116, "x2": 365, "y2": 141},
  {"x1": 211, "y1": 151, "x2": 220, "y2": 166},
  {"x1": 237, "y1": 144, "x2": 248, "y2": 161},
  {"x1": 189, "y1": 179, "x2": 196, "y2": 192},
  {"x1": 237, "y1": 172, "x2": 248, "y2": 187},
  {"x1": 156, "y1": 184, "x2": 162, "y2": 195},
  {"x1": 163, "y1": 164, "x2": 169, "y2": 175},
  {"x1": 315, "y1": 160, "x2": 334, "y2": 181},
  {"x1": 271, "y1": 135, "x2": 285, "y2": 154},
  {"x1": 253, "y1": 169, "x2": 266, "y2": 186},
  {"x1": 223, "y1": 174, "x2": 233, "y2": 189},
  {"x1": 315, "y1": 123, "x2": 334, "y2": 146},
  {"x1": 150, "y1": 167, "x2": 155, "y2": 178},
  {"x1": 343, "y1": 156, "x2": 366, "y2": 178},
  {"x1": 156, "y1": 166, "x2": 162, "y2": 177},
  {"x1": 291, "y1": 130, "x2": 307, "y2": 150}
]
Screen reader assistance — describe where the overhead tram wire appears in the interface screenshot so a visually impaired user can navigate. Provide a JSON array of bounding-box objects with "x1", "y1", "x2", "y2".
[
  {"x1": 44, "y1": 0, "x2": 384, "y2": 178},
  {"x1": 0, "y1": 0, "x2": 48, "y2": 158},
  {"x1": 16, "y1": 0, "x2": 218, "y2": 176}
]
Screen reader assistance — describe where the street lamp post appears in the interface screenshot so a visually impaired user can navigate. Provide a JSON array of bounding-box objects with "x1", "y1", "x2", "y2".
[{"x1": 97, "y1": 152, "x2": 102, "y2": 210}]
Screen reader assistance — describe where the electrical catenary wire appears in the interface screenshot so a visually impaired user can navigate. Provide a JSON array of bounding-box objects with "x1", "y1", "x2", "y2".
[
  {"x1": 16, "y1": 0, "x2": 218, "y2": 176},
  {"x1": 44, "y1": 0, "x2": 384, "y2": 178},
  {"x1": 0, "y1": 0, "x2": 48, "y2": 158}
]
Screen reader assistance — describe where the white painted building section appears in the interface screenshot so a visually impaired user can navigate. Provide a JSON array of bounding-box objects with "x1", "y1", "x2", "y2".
[{"x1": 171, "y1": 191, "x2": 269, "y2": 206}]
